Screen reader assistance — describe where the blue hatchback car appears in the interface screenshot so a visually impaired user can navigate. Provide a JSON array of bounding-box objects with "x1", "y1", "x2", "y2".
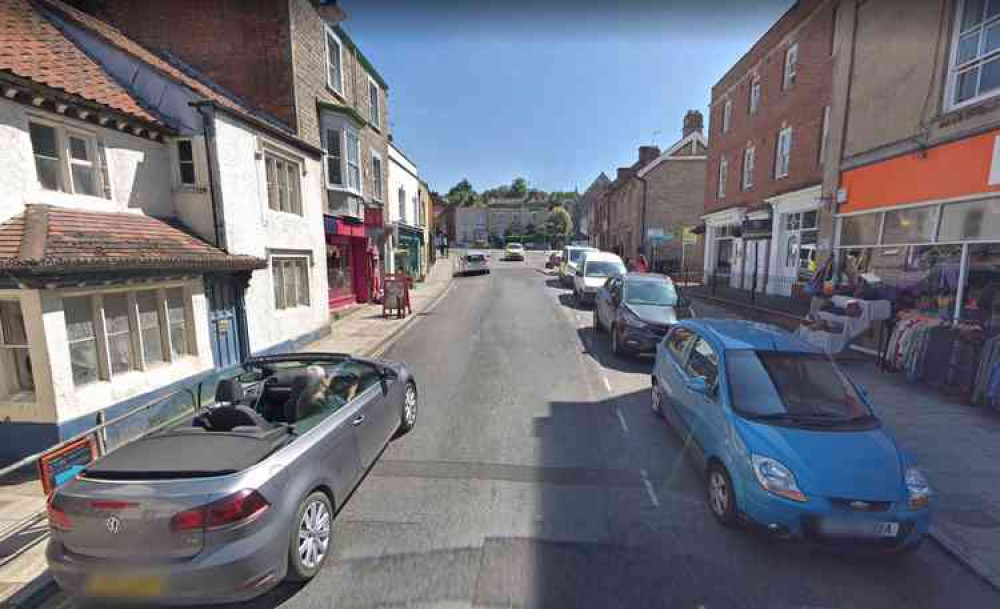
[{"x1": 651, "y1": 319, "x2": 931, "y2": 552}]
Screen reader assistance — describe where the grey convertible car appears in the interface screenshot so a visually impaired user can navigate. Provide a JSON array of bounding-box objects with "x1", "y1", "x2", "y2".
[{"x1": 46, "y1": 353, "x2": 417, "y2": 605}]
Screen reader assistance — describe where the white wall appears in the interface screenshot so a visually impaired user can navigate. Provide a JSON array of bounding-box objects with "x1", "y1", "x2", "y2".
[
  {"x1": 212, "y1": 114, "x2": 329, "y2": 353},
  {"x1": 387, "y1": 144, "x2": 420, "y2": 226},
  {"x1": 0, "y1": 99, "x2": 173, "y2": 224}
]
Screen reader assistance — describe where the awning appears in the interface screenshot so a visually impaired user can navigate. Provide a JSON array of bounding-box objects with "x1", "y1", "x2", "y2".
[{"x1": 0, "y1": 205, "x2": 264, "y2": 283}]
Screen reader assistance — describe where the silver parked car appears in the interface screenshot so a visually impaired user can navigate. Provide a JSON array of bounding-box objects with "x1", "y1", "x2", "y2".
[{"x1": 46, "y1": 353, "x2": 418, "y2": 605}]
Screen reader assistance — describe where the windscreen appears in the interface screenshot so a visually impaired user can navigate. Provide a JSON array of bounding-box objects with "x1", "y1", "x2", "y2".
[
  {"x1": 585, "y1": 261, "x2": 626, "y2": 277},
  {"x1": 467, "y1": 254, "x2": 486, "y2": 262},
  {"x1": 625, "y1": 279, "x2": 678, "y2": 306}
]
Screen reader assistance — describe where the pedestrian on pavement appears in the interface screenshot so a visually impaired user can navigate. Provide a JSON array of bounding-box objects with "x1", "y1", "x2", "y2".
[{"x1": 637, "y1": 254, "x2": 649, "y2": 273}]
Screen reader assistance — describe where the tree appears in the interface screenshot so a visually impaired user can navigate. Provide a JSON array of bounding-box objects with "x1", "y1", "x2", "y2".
[
  {"x1": 511, "y1": 177, "x2": 528, "y2": 198},
  {"x1": 446, "y1": 179, "x2": 476, "y2": 207},
  {"x1": 547, "y1": 205, "x2": 573, "y2": 237}
]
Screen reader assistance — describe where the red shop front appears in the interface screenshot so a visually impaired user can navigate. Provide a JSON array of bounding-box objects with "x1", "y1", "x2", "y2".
[{"x1": 325, "y1": 216, "x2": 370, "y2": 310}]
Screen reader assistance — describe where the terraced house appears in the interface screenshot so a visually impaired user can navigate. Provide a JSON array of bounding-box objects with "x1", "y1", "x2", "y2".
[
  {"x1": 0, "y1": 0, "x2": 331, "y2": 458},
  {"x1": 75, "y1": 0, "x2": 394, "y2": 311}
]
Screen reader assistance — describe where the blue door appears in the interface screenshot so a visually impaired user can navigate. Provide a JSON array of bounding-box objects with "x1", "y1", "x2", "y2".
[{"x1": 206, "y1": 276, "x2": 248, "y2": 368}]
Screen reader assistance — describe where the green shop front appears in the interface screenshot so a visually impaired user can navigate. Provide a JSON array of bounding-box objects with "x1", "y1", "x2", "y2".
[{"x1": 395, "y1": 223, "x2": 424, "y2": 280}]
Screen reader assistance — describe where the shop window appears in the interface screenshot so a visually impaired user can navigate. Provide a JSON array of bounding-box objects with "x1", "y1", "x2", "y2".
[
  {"x1": 882, "y1": 207, "x2": 936, "y2": 244},
  {"x1": 273, "y1": 256, "x2": 311, "y2": 310},
  {"x1": 962, "y1": 243, "x2": 1000, "y2": 326},
  {"x1": 0, "y1": 301, "x2": 33, "y2": 397},
  {"x1": 327, "y1": 243, "x2": 353, "y2": 295},
  {"x1": 843, "y1": 245, "x2": 962, "y2": 317},
  {"x1": 938, "y1": 196, "x2": 1000, "y2": 241},
  {"x1": 840, "y1": 214, "x2": 881, "y2": 246}
]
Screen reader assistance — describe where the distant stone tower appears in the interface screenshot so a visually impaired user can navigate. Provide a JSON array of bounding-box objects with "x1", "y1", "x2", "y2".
[{"x1": 683, "y1": 110, "x2": 704, "y2": 136}]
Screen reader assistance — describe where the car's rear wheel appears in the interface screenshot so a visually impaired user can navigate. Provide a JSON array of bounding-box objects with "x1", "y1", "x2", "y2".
[
  {"x1": 651, "y1": 380, "x2": 664, "y2": 418},
  {"x1": 398, "y1": 381, "x2": 418, "y2": 435},
  {"x1": 707, "y1": 464, "x2": 739, "y2": 527},
  {"x1": 287, "y1": 492, "x2": 333, "y2": 581}
]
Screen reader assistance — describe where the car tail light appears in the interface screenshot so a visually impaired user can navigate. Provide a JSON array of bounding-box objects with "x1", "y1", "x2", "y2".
[
  {"x1": 170, "y1": 489, "x2": 270, "y2": 532},
  {"x1": 47, "y1": 495, "x2": 73, "y2": 532}
]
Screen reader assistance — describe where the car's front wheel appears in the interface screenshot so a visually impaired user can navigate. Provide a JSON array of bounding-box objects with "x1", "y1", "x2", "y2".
[
  {"x1": 397, "y1": 381, "x2": 418, "y2": 435},
  {"x1": 287, "y1": 492, "x2": 333, "y2": 582},
  {"x1": 707, "y1": 464, "x2": 739, "y2": 527},
  {"x1": 651, "y1": 380, "x2": 664, "y2": 418}
]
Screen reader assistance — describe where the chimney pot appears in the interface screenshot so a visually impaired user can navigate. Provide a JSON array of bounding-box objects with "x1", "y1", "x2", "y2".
[{"x1": 683, "y1": 110, "x2": 704, "y2": 136}]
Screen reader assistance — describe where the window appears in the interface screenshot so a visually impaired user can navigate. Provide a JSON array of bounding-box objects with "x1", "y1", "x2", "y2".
[
  {"x1": 742, "y1": 145, "x2": 755, "y2": 190},
  {"x1": 265, "y1": 152, "x2": 302, "y2": 215},
  {"x1": 950, "y1": 0, "x2": 1000, "y2": 106},
  {"x1": 775, "y1": 126, "x2": 792, "y2": 178},
  {"x1": 783, "y1": 42, "x2": 799, "y2": 89},
  {"x1": 722, "y1": 99, "x2": 732, "y2": 133},
  {"x1": 103, "y1": 293, "x2": 135, "y2": 376},
  {"x1": 665, "y1": 327, "x2": 694, "y2": 362},
  {"x1": 840, "y1": 214, "x2": 881, "y2": 246},
  {"x1": 29, "y1": 122, "x2": 101, "y2": 196},
  {"x1": 819, "y1": 106, "x2": 831, "y2": 166},
  {"x1": 749, "y1": 77, "x2": 761, "y2": 115},
  {"x1": 718, "y1": 156, "x2": 728, "y2": 199},
  {"x1": 326, "y1": 27, "x2": 343, "y2": 94},
  {"x1": 368, "y1": 79, "x2": 380, "y2": 126},
  {"x1": 325, "y1": 128, "x2": 344, "y2": 187},
  {"x1": 136, "y1": 291, "x2": 165, "y2": 366},
  {"x1": 882, "y1": 207, "x2": 936, "y2": 244},
  {"x1": 398, "y1": 186, "x2": 407, "y2": 223},
  {"x1": 0, "y1": 301, "x2": 33, "y2": 395},
  {"x1": 684, "y1": 338, "x2": 719, "y2": 391},
  {"x1": 273, "y1": 257, "x2": 311, "y2": 310},
  {"x1": 176, "y1": 139, "x2": 196, "y2": 186},
  {"x1": 939, "y1": 196, "x2": 1000, "y2": 241},
  {"x1": 166, "y1": 288, "x2": 190, "y2": 358},
  {"x1": 64, "y1": 297, "x2": 99, "y2": 386},
  {"x1": 371, "y1": 152, "x2": 383, "y2": 201},
  {"x1": 346, "y1": 131, "x2": 361, "y2": 191}
]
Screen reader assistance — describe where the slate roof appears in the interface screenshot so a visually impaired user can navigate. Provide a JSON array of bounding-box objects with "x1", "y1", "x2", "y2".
[
  {"x1": 0, "y1": 205, "x2": 264, "y2": 274},
  {"x1": 0, "y1": 0, "x2": 159, "y2": 124}
]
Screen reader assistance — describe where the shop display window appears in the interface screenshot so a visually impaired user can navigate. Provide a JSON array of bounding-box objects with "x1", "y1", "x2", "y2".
[{"x1": 961, "y1": 243, "x2": 1000, "y2": 329}]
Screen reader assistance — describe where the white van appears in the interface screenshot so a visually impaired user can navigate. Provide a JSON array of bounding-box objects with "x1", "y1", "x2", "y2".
[
  {"x1": 573, "y1": 251, "x2": 626, "y2": 305},
  {"x1": 560, "y1": 245, "x2": 598, "y2": 286}
]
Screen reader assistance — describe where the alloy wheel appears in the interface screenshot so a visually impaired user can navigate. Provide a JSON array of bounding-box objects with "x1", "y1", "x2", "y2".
[
  {"x1": 404, "y1": 384, "x2": 418, "y2": 427},
  {"x1": 709, "y1": 470, "x2": 729, "y2": 517},
  {"x1": 651, "y1": 383, "x2": 662, "y2": 414},
  {"x1": 298, "y1": 499, "x2": 331, "y2": 569}
]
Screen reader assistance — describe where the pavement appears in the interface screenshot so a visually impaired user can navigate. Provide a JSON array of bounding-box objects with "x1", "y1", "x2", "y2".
[
  {"x1": 27, "y1": 251, "x2": 1000, "y2": 608},
  {"x1": 0, "y1": 257, "x2": 455, "y2": 608}
]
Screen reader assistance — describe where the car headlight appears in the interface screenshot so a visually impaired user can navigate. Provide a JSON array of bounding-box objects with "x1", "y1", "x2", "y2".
[
  {"x1": 622, "y1": 309, "x2": 647, "y2": 329},
  {"x1": 905, "y1": 467, "x2": 931, "y2": 510},
  {"x1": 751, "y1": 454, "x2": 807, "y2": 502}
]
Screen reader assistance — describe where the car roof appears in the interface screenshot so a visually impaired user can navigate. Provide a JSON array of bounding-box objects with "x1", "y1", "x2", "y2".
[{"x1": 681, "y1": 319, "x2": 821, "y2": 354}]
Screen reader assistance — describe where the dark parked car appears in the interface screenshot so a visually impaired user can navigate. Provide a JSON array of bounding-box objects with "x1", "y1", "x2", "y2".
[{"x1": 593, "y1": 273, "x2": 694, "y2": 355}]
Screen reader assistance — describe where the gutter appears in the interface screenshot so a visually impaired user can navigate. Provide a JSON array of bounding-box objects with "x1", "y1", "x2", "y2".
[{"x1": 193, "y1": 103, "x2": 226, "y2": 250}]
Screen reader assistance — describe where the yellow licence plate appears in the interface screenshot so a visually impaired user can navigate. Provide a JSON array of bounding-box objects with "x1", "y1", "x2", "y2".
[{"x1": 87, "y1": 574, "x2": 165, "y2": 598}]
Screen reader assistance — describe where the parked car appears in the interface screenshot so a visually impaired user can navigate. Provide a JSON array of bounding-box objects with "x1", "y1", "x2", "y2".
[
  {"x1": 456, "y1": 251, "x2": 490, "y2": 275},
  {"x1": 594, "y1": 273, "x2": 694, "y2": 355},
  {"x1": 504, "y1": 242, "x2": 526, "y2": 261},
  {"x1": 46, "y1": 353, "x2": 419, "y2": 604},
  {"x1": 559, "y1": 245, "x2": 598, "y2": 286},
  {"x1": 546, "y1": 251, "x2": 563, "y2": 269},
  {"x1": 573, "y1": 251, "x2": 626, "y2": 305},
  {"x1": 651, "y1": 319, "x2": 931, "y2": 553}
]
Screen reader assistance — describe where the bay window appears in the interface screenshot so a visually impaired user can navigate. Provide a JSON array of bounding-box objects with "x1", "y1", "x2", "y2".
[
  {"x1": 0, "y1": 301, "x2": 33, "y2": 397},
  {"x1": 346, "y1": 130, "x2": 361, "y2": 191}
]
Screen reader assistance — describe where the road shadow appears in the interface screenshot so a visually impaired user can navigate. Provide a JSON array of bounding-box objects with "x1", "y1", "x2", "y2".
[
  {"x1": 544, "y1": 277, "x2": 568, "y2": 290},
  {"x1": 557, "y1": 293, "x2": 593, "y2": 311},
  {"x1": 575, "y1": 326, "x2": 651, "y2": 374}
]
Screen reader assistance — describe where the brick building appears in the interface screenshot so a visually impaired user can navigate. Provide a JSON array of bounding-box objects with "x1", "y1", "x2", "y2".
[
  {"x1": 579, "y1": 173, "x2": 610, "y2": 244},
  {"x1": 703, "y1": 0, "x2": 836, "y2": 297},
  {"x1": 72, "y1": 0, "x2": 393, "y2": 310}
]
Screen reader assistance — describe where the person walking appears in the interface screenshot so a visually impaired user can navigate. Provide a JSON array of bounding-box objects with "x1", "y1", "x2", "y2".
[{"x1": 636, "y1": 254, "x2": 649, "y2": 273}]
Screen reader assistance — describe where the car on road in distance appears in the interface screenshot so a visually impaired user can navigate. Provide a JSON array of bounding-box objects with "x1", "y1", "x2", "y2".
[
  {"x1": 546, "y1": 251, "x2": 563, "y2": 269},
  {"x1": 456, "y1": 251, "x2": 490, "y2": 275},
  {"x1": 504, "y1": 242, "x2": 526, "y2": 261},
  {"x1": 560, "y1": 245, "x2": 598, "y2": 286},
  {"x1": 650, "y1": 319, "x2": 931, "y2": 553},
  {"x1": 573, "y1": 251, "x2": 626, "y2": 305},
  {"x1": 46, "y1": 353, "x2": 419, "y2": 604},
  {"x1": 594, "y1": 273, "x2": 694, "y2": 355}
]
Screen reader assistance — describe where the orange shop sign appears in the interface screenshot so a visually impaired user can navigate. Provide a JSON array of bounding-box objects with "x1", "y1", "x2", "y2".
[{"x1": 840, "y1": 129, "x2": 1000, "y2": 214}]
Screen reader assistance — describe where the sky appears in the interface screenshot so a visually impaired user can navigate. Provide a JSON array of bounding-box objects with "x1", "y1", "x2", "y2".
[{"x1": 341, "y1": 0, "x2": 792, "y2": 195}]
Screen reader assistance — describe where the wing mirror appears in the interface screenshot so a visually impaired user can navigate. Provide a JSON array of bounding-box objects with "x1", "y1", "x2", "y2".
[
  {"x1": 685, "y1": 376, "x2": 710, "y2": 395},
  {"x1": 677, "y1": 296, "x2": 690, "y2": 308},
  {"x1": 576, "y1": 269, "x2": 584, "y2": 277}
]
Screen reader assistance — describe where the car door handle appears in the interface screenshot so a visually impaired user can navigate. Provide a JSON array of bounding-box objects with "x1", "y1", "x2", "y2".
[{"x1": 351, "y1": 415, "x2": 365, "y2": 426}]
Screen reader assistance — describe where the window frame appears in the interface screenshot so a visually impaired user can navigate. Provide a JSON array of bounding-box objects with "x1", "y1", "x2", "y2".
[
  {"x1": 370, "y1": 150, "x2": 383, "y2": 202},
  {"x1": 0, "y1": 300, "x2": 34, "y2": 398},
  {"x1": 264, "y1": 150, "x2": 303, "y2": 216},
  {"x1": 819, "y1": 106, "x2": 831, "y2": 166},
  {"x1": 742, "y1": 145, "x2": 756, "y2": 191},
  {"x1": 946, "y1": 0, "x2": 1000, "y2": 110},
  {"x1": 272, "y1": 255, "x2": 312, "y2": 311},
  {"x1": 783, "y1": 42, "x2": 799, "y2": 90},
  {"x1": 722, "y1": 98, "x2": 732, "y2": 133},
  {"x1": 718, "y1": 156, "x2": 728, "y2": 199},
  {"x1": 683, "y1": 337, "x2": 720, "y2": 397},
  {"x1": 325, "y1": 26, "x2": 344, "y2": 95},
  {"x1": 175, "y1": 138, "x2": 197, "y2": 186},
  {"x1": 398, "y1": 185, "x2": 407, "y2": 223},
  {"x1": 749, "y1": 76, "x2": 761, "y2": 115},
  {"x1": 28, "y1": 118, "x2": 105, "y2": 198},
  {"x1": 368, "y1": 77, "x2": 380, "y2": 128},
  {"x1": 775, "y1": 126, "x2": 793, "y2": 179}
]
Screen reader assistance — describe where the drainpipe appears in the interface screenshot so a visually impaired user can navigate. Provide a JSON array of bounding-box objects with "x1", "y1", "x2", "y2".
[
  {"x1": 636, "y1": 174, "x2": 649, "y2": 258},
  {"x1": 194, "y1": 102, "x2": 227, "y2": 251}
]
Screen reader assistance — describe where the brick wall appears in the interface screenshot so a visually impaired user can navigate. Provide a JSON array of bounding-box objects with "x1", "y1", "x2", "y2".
[
  {"x1": 75, "y1": 0, "x2": 297, "y2": 130},
  {"x1": 645, "y1": 158, "x2": 707, "y2": 272},
  {"x1": 705, "y1": 0, "x2": 835, "y2": 215}
]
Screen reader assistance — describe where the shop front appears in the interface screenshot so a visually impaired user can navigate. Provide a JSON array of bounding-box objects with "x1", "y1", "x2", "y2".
[
  {"x1": 324, "y1": 215, "x2": 369, "y2": 310},
  {"x1": 833, "y1": 128, "x2": 1000, "y2": 406},
  {"x1": 396, "y1": 224, "x2": 424, "y2": 280},
  {"x1": 702, "y1": 207, "x2": 745, "y2": 288},
  {"x1": 767, "y1": 185, "x2": 823, "y2": 297}
]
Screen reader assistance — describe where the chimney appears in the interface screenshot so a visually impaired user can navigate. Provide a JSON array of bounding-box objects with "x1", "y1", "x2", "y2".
[
  {"x1": 683, "y1": 110, "x2": 704, "y2": 137},
  {"x1": 616, "y1": 167, "x2": 630, "y2": 182},
  {"x1": 638, "y1": 145, "x2": 661, "y2": 165}
]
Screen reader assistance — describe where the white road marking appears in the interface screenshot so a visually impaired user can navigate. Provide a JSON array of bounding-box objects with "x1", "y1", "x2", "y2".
[
  {"x1": 640, "y1": 468, "x2": 661, "y2": 508},
  {"x1": 603, "y1": 376, "x2": 612, "y2": 392},
  {"x1": 615, "y1": 407, "x2": 629, "y2": 433}
]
